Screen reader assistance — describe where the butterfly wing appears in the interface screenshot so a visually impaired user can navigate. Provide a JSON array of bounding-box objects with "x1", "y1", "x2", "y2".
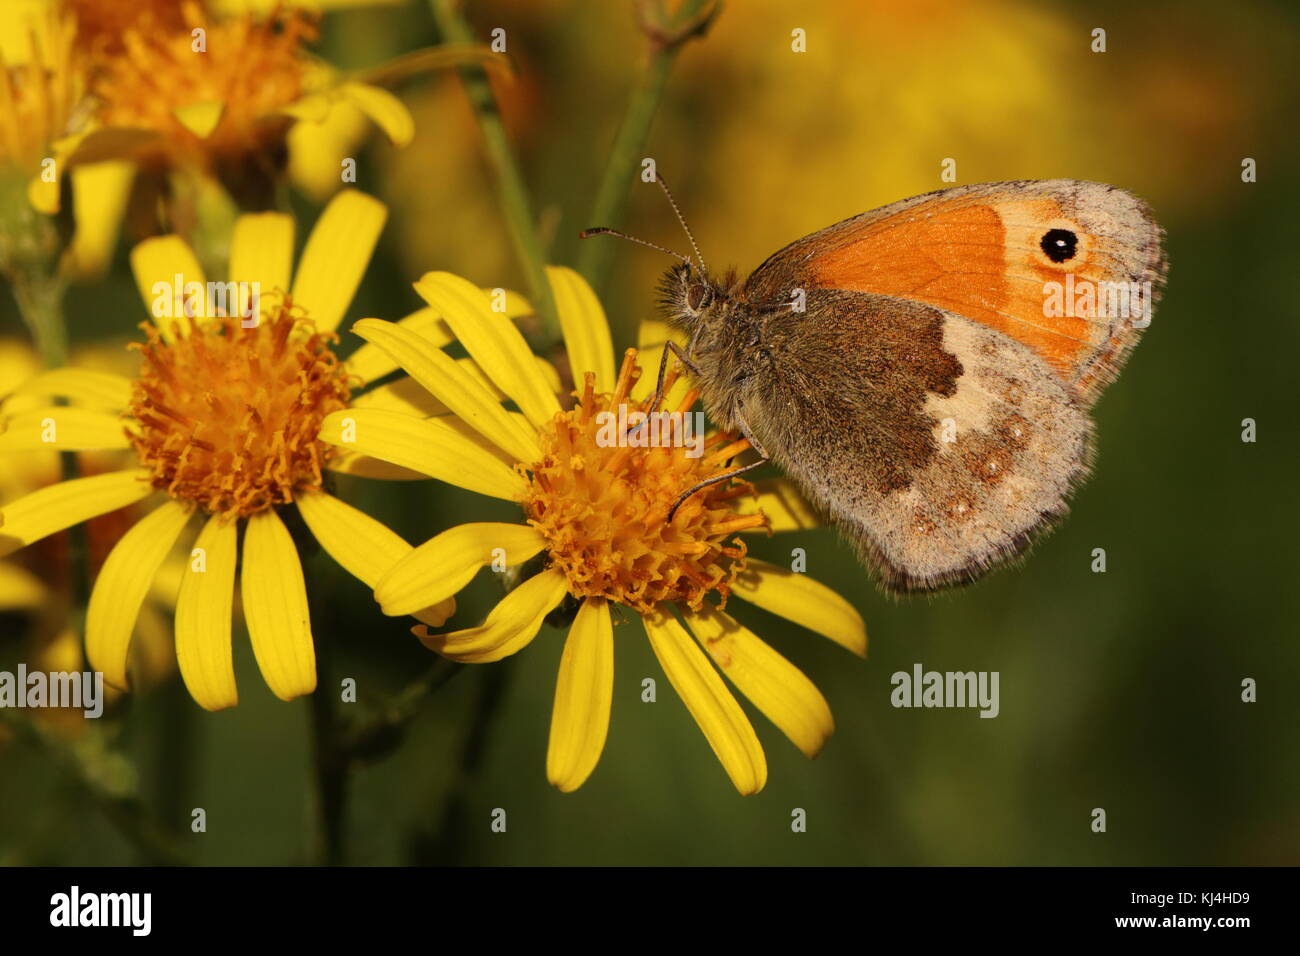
[
  {"x1": 742, "y1": 179, "x2": 1166, "y2": 401},
  {"x1": 738, "y1": 289, "x2": 1093, "y2": 592}
]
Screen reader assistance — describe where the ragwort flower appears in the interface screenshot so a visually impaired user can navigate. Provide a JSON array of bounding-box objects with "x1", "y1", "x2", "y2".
[
  {"x1": 0, "y1": 189, "x2": 463, "y2": 710},
  {"x1": 318, "y1": 268, "x2": 867, "y2": 794}
]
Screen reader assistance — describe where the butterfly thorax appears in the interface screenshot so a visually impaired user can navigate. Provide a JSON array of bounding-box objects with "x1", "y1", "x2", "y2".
[{"x1": 657, "y1": 262, "x2": 767, "y2": 433}]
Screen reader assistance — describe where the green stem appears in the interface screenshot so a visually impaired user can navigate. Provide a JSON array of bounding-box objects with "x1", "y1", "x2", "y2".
[
  {"x1": 430, "y1": 0, "x2": 560, "y2": 342},
  {"x1": 420, "y1": 662, "x2": 513, "y2": 864},
  {"x1": 0, "y1": 710, "x2": 191, "y2": 865},
  {"x1": 577, "y1": 0, "x2": 719, "y2": 296},
  {"x1": 339, "y1": 657, "x2": 465, "y2": 761},
  {"x1": 10, "y1": 270, "x2": 68, "y2": 369},
  {"x1": 309, "y1": 633, "x2": 348, "y2": 866},
  {"x1": 153, "y1": 678, "x2": 197, "y2": 831}
]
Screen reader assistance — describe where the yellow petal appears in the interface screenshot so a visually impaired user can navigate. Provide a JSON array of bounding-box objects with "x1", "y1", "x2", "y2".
[
  {"x1": 351, "y1": 318, "x2": 539, "y2": 462},
  {"x1": 295, "y1": 489, "x2": 457, "y2": 625},
  {"x1": 642, "y1": 609, "x2": 767, "y2": 795},
  {"x1": 341, "y1": 292, "x2": 533, "y2": 384},
  {"x1": 412, "y1": 598, "x2": 456, "y2": 628},
  {"x1": 0, "y1": 562, "x2": 46, "y2": 610},
  {"x1": 342, "y1": 307, "x2": 452, "y2": 384},
  {"x1": 532, "y1": 356, "x2": 562, "y2": 394},
  {"x1": 297, "y1": 488, "x2": 411, "y2": 589},
  {"x1": 632, "y1": 318, "x2": 693, "y2": 409},
  {"x1": 173, "y1": 101, "x2": 224, "y2": 138},
  {"x1": 546, "y1": 597, "x2": 613, "y2": 792},
  {"x1": 86, "y1": 500, "x2": 192, "y2": 690},
  {"x1": 5, "y1": 367, "x2": 132, "y2": 411},
  {"x1": 732, "y1": 559, "x2": 867, "y2": 658},
  {"x1": 732, "y1": 478, "x2": 823, "y2": 532},
  {"x1": 340, "y1": 82, "x2": 414, "y2": 147},
  {"x1": 350, "y1": 376, "x2": 447, "y2": 418},
  {"x1": 229, "y1": 211, "x2": 294, "y2": 320},
  {"x1": 27, "y1": 170, "x2": 58, "y2": 216},
  {"x1": 285, "y1": 95, "x2": 368, "y2": 202},
  {"x1": 0, "y1": 339, "x2": 41, "y2": 394},
  {"x1": 546, "y1": 266, "x2": 614, "y2": 393},
  {"x1": 242, "y1": 509, "x2": 316, "y2": 701},
  {"x1": 0, "y1": 405, "x2": 127, "y2": 451},
  {"x1": 416, "y1": 568, "x2": 566, "y2": 663},
  {"x1": 174, "y1": 514, "x2": 239, "y2": 711},
  {"x1": 413, "y1": 272, "x2": 560, "y2": 427},
  {"x1": 291, "y1": 189, "x2": 387, "y2": 333},
  {"x1": 489, "y1": 288, "x2": 533, "y2": 319},
  {"x1": 683, "y1": 605, "x2": 834, "y2": 758},
  {"x1": 67, "y1": 161, "x2": 134, "y2": 280},
  {"x1": 280, "y1": 90, "x2": 332, "y2": 124},
  {"x1": 324, "y1": 449, "x2": 429, "y2": 481},
  {"x1": 318, "y1": 407, "x2": 525, "y2": 501},
  {"x1": 375, "y1": 521, "x2": 546, "y2": 617},
  {"x1": 62, "y1": 126, "x2": 160, "y2": 165},
  {"x1": 351, "y1": 359, "x2": 556, "y2": 418},
  {"x1": 130, "y1": 236, "x2": 207, "y2": 339},
  {"x1": 0, "y1": 469, "x2": 151, "y2": 558}
]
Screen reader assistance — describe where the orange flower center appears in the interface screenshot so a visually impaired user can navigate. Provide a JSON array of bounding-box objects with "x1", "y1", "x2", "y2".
[
  {"x1": 65, "y1": 0, "x2": 188, "y2": 58},
  {"x1": 91, "y1": 3, "x2": 316, "y2": 165},
  {"x1": 522, "y1": 349, "x2": 768, "y2": 615},
  {"x1": 126, "y1": 296, "x2": 351, "y2": 519}
]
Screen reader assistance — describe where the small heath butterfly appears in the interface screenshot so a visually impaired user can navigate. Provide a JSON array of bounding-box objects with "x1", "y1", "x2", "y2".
[{"x1": 585, "y1": 178, "x2": 1166, "y2": 593}]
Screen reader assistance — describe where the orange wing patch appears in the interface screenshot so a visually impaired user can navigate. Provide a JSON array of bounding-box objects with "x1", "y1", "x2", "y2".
[
  {"x1": 744, "y1": 181, "x2": 1166, "y2": 400},
  {"x1": 806, "y1": 197, "x2": 1093, "y2": 376}
]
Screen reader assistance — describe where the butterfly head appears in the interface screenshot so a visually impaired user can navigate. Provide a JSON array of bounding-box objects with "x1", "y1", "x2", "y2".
[{"x1": 657, "y1": 261, "x2": 733, "y2": 338}]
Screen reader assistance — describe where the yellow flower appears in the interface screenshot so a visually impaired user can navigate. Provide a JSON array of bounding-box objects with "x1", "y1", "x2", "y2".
[
  {"x1": 20, "y1": 0, "x2": 431, "y2": 280},
  {"x1": 0, "y1": 8, "x2": 82, "y2": 179},
  {"x1": 81, "y1": 3, "x2": 412, "y2": 193},
  {"x1": 318, "y1": 269, "x2": 866, "y2": 794},
  {"x1": 0, "y1": 4, "x2": 90, "y2": 280},
  {"x1": 0, "y1": 339, "x2": 177, "y2": 733},
  {"x1": 0, "y1": 189, "x2": 466, "y2": 710}
]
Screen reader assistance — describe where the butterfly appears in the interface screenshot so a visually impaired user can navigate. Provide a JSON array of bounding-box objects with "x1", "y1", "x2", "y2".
[{"x1": 584, "y1": 178, "x2": 1167, "y2": 593}]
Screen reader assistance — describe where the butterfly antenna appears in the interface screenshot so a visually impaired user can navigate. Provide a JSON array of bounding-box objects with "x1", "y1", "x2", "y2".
[
  {"x1": 654, "y1": 172, "x2": 707, "y2": 274},
  {"x1": 578, "y1": 227, "x2": 692, "y2": 269}
]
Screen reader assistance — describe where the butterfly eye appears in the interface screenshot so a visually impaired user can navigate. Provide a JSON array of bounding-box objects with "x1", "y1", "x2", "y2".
[
  {"x1": 686, "y1": 283, "x2": 711, "y2": 310},
  {"x1": 1040, "y1": 228, "x2": 1079, "y2": 263}
]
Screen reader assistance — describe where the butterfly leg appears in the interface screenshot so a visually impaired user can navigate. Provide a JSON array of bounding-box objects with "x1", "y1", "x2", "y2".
[
  {"x1": 666, "y1": 456, "x2": 768, "y2": 523},
  {"x1": 733, "y1": 400, "x2": 770, "y2": 459},
  {"x1": 666, "y1": 405, "x2": 770, "y2": 522},
  {"x1": 626, "y1": 340, "x2": 700, "y2": 443},
  {"x1": 650, "y1": 340, "x2": 701, "y2": 412}
]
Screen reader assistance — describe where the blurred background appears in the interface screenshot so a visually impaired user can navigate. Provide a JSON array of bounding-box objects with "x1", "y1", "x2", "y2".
[{"x1": 1, "y1": 0, "x2": 1297, "y2": 865}]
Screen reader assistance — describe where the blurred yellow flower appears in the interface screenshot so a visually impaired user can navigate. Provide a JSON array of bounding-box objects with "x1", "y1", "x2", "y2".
[
  {"x1": 318, "y1": 268, "x2": 866, "y2": 794},
  {"x1": 0, "y1": 5, "x2": 87, "y2": 288},
  {"x1": 73, "y1": 2, "x2": 415, "y2": 210},
  {"x1": 0, "y1": 190, "x2": 459, "y2": 711},
  {"x1": 0, "y1": 339, "x2": 177, "y2": 734},
  {"x1": 0, "y1": 8, "x2": 82, "y2": 182},
  {"x1": 1, "y1": 0, "x2": 497, "y2": 280}
]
